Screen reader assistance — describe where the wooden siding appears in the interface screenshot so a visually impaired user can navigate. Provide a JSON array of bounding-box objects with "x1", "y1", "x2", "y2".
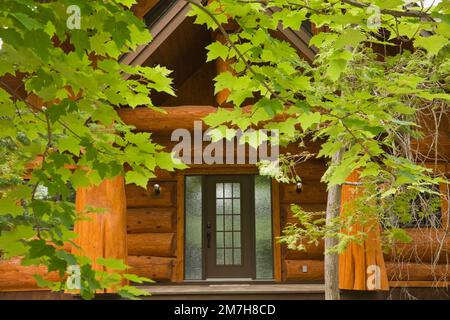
[
  {"x1": 278, "y1": 160, "x2": 328, "y2": 282},
  {"x1": 125, "y1": 176, "x2": 178, "y2": 282}
]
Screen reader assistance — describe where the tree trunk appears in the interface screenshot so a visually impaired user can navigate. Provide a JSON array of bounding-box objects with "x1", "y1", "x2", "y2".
[{"x1": 324, "y1": 149, "x2": 343, "y2": 300}]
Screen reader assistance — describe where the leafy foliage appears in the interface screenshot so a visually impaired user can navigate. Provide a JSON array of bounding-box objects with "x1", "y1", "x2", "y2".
[
  {"x1": 188, "y1": 0, "x2": 450, "y2": 253},
  {"x1": 0, "y1": 0, "x2": 183, "y2": 299}
]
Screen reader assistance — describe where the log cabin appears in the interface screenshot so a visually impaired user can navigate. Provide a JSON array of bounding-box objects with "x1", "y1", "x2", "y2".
[{"x1": 0, "y1": 0, "x2": 449, "y2": 300}]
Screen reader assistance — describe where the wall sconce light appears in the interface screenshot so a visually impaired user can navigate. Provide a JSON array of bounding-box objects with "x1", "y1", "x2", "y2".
[
  {"x1": 296, "y1": 182, "x2": 303, "y2": 193},
  {"x1": 153, "y1": 184, "x2": 161, "y2": 195}
]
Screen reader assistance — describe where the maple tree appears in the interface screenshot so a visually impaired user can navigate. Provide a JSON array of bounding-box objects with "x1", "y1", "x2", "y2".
[
  {"x1": 188, "y1": 0, "x2": 450, "y2": 299},
  {"x1": 0, "y1": 0, "x2": 182, "y2": 299},
  {"x1": 0, "y1": 0, "x2": 449, "y2": 300}
]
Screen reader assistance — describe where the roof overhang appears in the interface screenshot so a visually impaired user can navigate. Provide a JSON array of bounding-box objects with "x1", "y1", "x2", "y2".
[
  {"x1": 121, "y1": 0, "x2": 317, "y2": 68},
  {"x1": 121, "y1": 0, "x2": 192, "y2": 67}
]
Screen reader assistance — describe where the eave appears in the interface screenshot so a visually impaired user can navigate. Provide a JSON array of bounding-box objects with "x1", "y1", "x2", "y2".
[{"x1": 122, "y1": 0, "x2": 317, "y2": 69}]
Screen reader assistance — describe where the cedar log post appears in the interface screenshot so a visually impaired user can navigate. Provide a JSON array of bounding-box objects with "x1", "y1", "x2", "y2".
[
  {"x1": 338, "y1": 171, "x2": 389, "y2": 291},
  {"x1": 72, "y1": 175, "x2": 128, "y2": 293}
]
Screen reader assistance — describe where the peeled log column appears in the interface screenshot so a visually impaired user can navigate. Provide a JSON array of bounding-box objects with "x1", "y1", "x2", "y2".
[
  {"x1": 72, "y1": 176, "x2": 128, "y2": 292},
  {"x1": 338, "y1": 171, "x2": 389, "y2": 291}
]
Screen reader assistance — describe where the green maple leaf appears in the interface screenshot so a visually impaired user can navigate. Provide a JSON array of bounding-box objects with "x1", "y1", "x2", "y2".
[
  {"x1": 334, "y1": 29, "x2": 365, "y2": 49},
  {"x1": 125, "y1": 170, "x2": 148, "y2": 189},
  {"x1": 206, "y1": 41, "x2": 229, "y2": 62},
  {"x1": 414, "y1": 35, "x2": 449, "y2": 56}
]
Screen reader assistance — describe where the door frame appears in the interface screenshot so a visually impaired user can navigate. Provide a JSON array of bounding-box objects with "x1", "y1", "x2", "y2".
[
  {"x1": 203, "y1": 175, "x2": 256, "y2": 279},
  {"x1": 176, "y1": 167, "x2": 282, "y2": 282}
]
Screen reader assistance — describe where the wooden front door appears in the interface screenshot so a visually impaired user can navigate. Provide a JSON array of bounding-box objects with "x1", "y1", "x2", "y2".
[{"x1": 204, "y1": 175, "x2": 255, "y2": 279}]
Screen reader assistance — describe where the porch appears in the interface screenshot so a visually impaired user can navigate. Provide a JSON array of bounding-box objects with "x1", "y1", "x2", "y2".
[{"x1": 1, "y1": 283, "x2": 449, "y2": 300}]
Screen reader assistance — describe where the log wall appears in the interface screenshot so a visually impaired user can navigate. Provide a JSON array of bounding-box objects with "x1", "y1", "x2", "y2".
[
  {"x1": 279, "y1": 160, "x2": 328, "y2": 282},
  {"x1": 385, "y1": 228, "x2": 450, "y2": 282},
  {"x1": 125, "y1": 175, "x2": 178, "y2": 282},
  {"x1": 0, "y1": 258, "x2": 60, "y2": 292},
  {"x1": 1, "y1": 113, "x2": 448, "y2": 291}
]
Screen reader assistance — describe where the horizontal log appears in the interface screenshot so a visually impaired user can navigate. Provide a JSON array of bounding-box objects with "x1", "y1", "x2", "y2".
[
  {"x1": 386, "y1": 262, "x2": 450, "y2": 281},
  {"x1": 385, "y1": 229, "x2": 450, "y2": 264},
  {"x1": 119, "y1": 106, "x2": 217, "y2": 133},
  {"x1": 128, "y1": 256, "x2": 175, "y2": 281},
  {"x1": 127, "y1": 208, "x2": 176, "y2": 233},
  {"x1": 126, "y1": 181, "x2": 176, "y2": 208},
  {"x1": 127, "y1": 233, "x2": 176, "y2": 257},
  {"x1": 120, "y1": 105, "x2": 284, "y2": 133},
  {"x1": 151, "y1": 135, "x2": 283, "y2": 165},
  {"x1": 280, "y1": 180, "x2": 328, "y2": 205},
  {"x1": 289, "y1": 161, "x2": 327, "y2": 181},
  {"x1": 151, "y1": 132, "x2": 322, "y2": 157},
  {"x1": 185, "y1": 163, "x2": 258, "y2": 175},
  {"x1": 0, "y1": 257, "x2": 60, "y2": 292},
  {"x1": 285, "y1": 240, "x2": 324, "y2": 260},
  {"x1": 284, "y1": 259, "x2": 324, "y2": 281}
]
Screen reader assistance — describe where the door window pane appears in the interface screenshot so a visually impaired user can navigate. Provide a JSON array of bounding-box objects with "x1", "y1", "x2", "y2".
[
  {"x1": 224, "y1": 183, "x2": 232, "y2": 198},
  {"x1": 216, "y1": 232, "x2": 224, "y2": 247},
  {"x1": 217, "y1": 249, "x2": 224, "y2": 265},
  {"x1": 217, "y1": 216, "x2": 224, "y2": 231},
  {"x1": 224, "y1": 215, "x2": 232, "y2": 231},
  {"x1": 234, "y1": 250, "x2": 241, "y2": 264},
  {"x1": 233, "y1": 231, "x2": 241, "y2": 247},
  {"x1": 224, "y1": 231, "x2": 233, "y2": 247},
  {"x1": 215, "y1": 182, "x2": 242, "y2": 266},
  {"x1": 224, "y1": 249, "x2": 233, "y2": 265},
  {"x1": 216, "y1": 183, "x2": 223, "y2": 198},
  {"x1": 233, "y1": 199, "x2": 240, "y2": 213},
  {"x1": 233, "y1": 215, "x2": 241, "y2": 231},
  {"x1": 232, "y1": 183, "x2": 240, "y2": 197},
  {"x1": 224, "y1": 199, "x2": 232, "y2": 215},
  {"x1": 216, "y1": 199, "x2": 224, "y2": 215}
]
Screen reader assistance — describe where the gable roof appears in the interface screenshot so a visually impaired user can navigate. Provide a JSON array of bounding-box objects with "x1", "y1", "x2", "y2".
[
  {"x1": 121, "y1": 0, "x2": 190, "y2": 67},
  {"x1": 121, "y1": 0, "x2": 317, "y2": 68}
]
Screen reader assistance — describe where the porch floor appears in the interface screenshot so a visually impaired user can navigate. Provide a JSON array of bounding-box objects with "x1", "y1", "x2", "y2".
[{"x1": 140, "y1": 283, "x2": 325, "y2": 300}]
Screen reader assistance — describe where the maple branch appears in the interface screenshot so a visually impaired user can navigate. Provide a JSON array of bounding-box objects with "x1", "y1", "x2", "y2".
[
  {"x1": 183, "y1": 0, "x2": 280, "y2": 99},
  {"x1": 341, "y1": 0, "x2": 434, "y2": 20}
]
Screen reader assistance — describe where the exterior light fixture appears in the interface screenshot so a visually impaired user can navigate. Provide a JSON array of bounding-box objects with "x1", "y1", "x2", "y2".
[
  {"x1": 296, "y1": 182, "x2": 303, "y2": 193},
  {"x1": 153, "y1": 184, "x2": 161, "y2": 195}
]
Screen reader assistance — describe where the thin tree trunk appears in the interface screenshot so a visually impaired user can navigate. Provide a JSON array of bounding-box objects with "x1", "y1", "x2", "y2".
[{"x1": 324, "y1": 149, "x2": 343, "y2": 300}]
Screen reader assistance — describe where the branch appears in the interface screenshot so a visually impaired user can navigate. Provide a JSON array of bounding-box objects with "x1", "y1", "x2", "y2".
[
  {"x1": 341, "y1": 0, "x2": 434, "y2": 20},
  {"x1": 233, "y1": 0, "x2": 434, "y2": 20},
  {"x1": 183, "y1": 0, "x2": 280, "y2": 99}
]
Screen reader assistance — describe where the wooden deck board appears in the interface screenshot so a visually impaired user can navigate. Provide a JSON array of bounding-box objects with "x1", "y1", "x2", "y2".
[{"x1": 140, "y1": 283, "x2": 325, "y2": 295}]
